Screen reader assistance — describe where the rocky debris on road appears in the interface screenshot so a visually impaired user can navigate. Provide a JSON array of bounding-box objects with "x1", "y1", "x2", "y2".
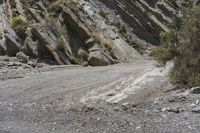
[
  {"x1": 192, "y1": 107, "x2": 200, "y2": 113},
  {"x1": 191, "y1": 87, "x2": 200, "y2": 94},
  {"x1": 160, "y1": 107, "x2": 181, "y2": 113},
  {"x1": 0, "y1": 55, "x2": 34, "y2": 69},
  {"x1": 0, "y1": 61, "x2": 200, "y2": 132},
  {"x1": 154, "y1": 85, "x2": 200, "y2": 116},
  {"x1": 82, "y1": 61, "x2": 89, "y2": 67},
  {"x1": 168, "y1": 95, "x2": 187, "y2": 103}
]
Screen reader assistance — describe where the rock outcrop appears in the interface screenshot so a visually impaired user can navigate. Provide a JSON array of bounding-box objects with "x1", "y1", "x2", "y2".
[
  {"x1": 0, "y1": 0, "x2": 196, "y2": 66},
  {"x1": 88, "y1": 51, "x2": 111, "y2": 66},
  {"x1": 96, "y1": 0, "x2": 198, "y2": 45},
  {"x1": 4, "y1": 28, "x2": 21, "y2": 56}
]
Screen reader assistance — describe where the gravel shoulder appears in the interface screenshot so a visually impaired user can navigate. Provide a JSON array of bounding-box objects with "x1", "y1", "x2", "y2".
[{"x1": 0, "y1": 59, "x2": 200, "y2": 133}]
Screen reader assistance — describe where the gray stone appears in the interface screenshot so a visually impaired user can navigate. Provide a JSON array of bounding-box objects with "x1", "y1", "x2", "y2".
[
  {"x1": 23, "y1": 29, "x2": 38, "y2": 57},
  {"x1": 82, "y1": 61, "x2": 89, "y2": 67},
  {"x1": 114, "y1": 107, "x2": 120, "y2": 111},
  {"x1": 31, "y1": 25, "x2": 65, "y2": 65},
  {"x1": 5, "y1": 33, "x2": 21, "y2": 56},
  {"x1": 161, "y1": 108, "x2": 167, "y2": 112},
  {"x1": 161, "y1": 107, "x2": 181, "y2": 113},
  {"x1": 62, "y1": 6, "x2": 91, "y2": 41},
  {"x1": 0, "y1": 36, "x2": 6, "y2": 55},
  {"x1": 107, "y1": 93, "x2": 114, "y2": 97},
  {"x1": 28, "y1": 59, "x2": 39, "y2": 68},
  {"x1": 121, "y1": 103, "x2": 130, "y2": 110},
  {"x1": 85, "y1": 38, "x2": 95, "y2": 48},
  {"x1": 88, "y1": 51, "x2": 110, "y2": 66},
  {"x1": 167, "y1": 107, "x2": 180, "y2": 113},
  {"x1": 89, "y1": 44, "x2": 101, "y2": 52},
  {"x1": 168, "y1": 95, "x2": 187, "y2": 103},
  {"x1": 192, "y1": 107, "x2": 200, "y2": 113},
  {"x1": 16, "y1": 52, "x2": 29, "y2": 63},
  {"x1": 191, "y1": 87, "x2": 200, "y2": 94}
]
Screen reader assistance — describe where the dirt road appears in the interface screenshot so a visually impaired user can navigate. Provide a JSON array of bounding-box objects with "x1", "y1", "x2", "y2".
[{"x1": 0, "y1": 60, "x2": 174, "y2": 133}]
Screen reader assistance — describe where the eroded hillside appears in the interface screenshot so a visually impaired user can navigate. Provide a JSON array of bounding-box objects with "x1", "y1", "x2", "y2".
[
  {"x1": 1, "y1": 0, "x2": 200, "y2": 133},
  {"x1": 0, "y1": 0, "x2": 196, "y2": 66},
  {"x1": 0, "y1": 0, "x2": 140, "y2": 67}
]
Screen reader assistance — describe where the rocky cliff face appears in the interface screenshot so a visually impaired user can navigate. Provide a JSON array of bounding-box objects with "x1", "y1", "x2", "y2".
[
  {"x1": 0, "y1": 0, "x2": 196, "y2": 66},
  {"x1": 96, "y1": 0, "x2": 198, "y2": 44}
]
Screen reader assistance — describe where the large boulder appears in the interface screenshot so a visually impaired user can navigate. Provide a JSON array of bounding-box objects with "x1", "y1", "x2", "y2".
[
  {"x1": 88, "y1": 51, "x2": 110, "y2": 66},
  {"x1": 111, "y1": 38, "x2": 141, "y2": 63},
  {"x1": 89, "y1": 44, "x2": 116, "y2": 64}
]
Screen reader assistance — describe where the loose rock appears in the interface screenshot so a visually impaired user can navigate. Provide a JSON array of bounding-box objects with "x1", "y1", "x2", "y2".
[
  {"x1": 16, "y1": 52, "x2": 29, "y2": 63},
  {"x1": 191, "y1": 87, "x2": 200, "y2": 94},
  {"x1": 88, "y1": 51, "x2": 110, "y2": 66},
  {"x1": 192, "y1": 107, "x2": 200, "y2": 113}
]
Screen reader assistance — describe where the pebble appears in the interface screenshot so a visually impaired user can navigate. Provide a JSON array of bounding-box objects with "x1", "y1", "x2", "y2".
[
  {"x1": 168, "y1": 95, "x2": 186, "y2": 103},
  {"x1": 191, "y1": 87, "x2": 200, "y2": 94},
  {"x1": 114, "y1": 107, "x2": 120, "y2": 111},
  {"x1": 121, "y1": 103, "x2": 129, "y2": 110},
  {"x1": 161, "y1": 108, "x2": 167, "y2": 112},
  {"x1": 167, "y1": 107, "x2": 180, "y2": 113},
  {"x1": 107, "y1": 93, "x2": 114, "y2": 97},
  {"x1": 192, "y1": 107, "x2": 200, "y2": 113},
  {"x1": 196, "y1": 100, "x2": 199, "y2": 105},
  {"x1": 190, "y1": 103, "x2": 196, "y2": 108},
  {"x1": 161, "y1": 107, "x2": 181, "y2": 113}
]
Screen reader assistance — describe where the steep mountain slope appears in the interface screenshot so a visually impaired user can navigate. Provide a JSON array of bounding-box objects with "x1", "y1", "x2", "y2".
[
  {"x1": 96, "y1": 0, "x2": 198, "y2": 44},
  {"x1": 0, "y1": 0, "x2": 140, "y2": 66},
  {"x1": 0, "y1": 0, "x2": 196, "y2": 66},
  {"x1": 1, "y1": 1, "x2": 200, "y2": 133}
]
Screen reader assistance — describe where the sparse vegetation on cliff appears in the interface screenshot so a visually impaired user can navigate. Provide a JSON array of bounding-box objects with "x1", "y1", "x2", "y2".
[
  {"x1": 10, "y1": 16, "x2": 26, "y2": 28},
  {"x1": 152, "y1": 31, "x2": 177, "y2": 64},
  {"x1": 10, "y1": 15, "x2": 27, "y2": 40},
  {"x1": 77, "y1": 48, "x2": 89, "y2": 62}
]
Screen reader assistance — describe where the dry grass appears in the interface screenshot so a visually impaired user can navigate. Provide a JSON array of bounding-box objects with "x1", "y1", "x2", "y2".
[
  {"x1": 78, "y1": 49, "x2": 89, "y2": 61},
  {"x1": 93, "y1": 32, "x2": 113, "y2": 51}
]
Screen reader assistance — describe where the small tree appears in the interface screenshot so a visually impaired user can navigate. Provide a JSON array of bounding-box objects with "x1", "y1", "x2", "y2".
[
  {"x1": 171, "y1": 5, "x2": 200, "y2": 87},
  {"x1": 152, "y1": 31, "x2": 177, "y2": 64}
]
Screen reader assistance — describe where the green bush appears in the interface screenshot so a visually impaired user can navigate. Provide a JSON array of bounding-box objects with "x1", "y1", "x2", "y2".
[
  {"x1": 10, "y1": 16, "x2": 26, "y2": 28},
  {"x1": 10, "y1": 16, "x2": 27, "y2": 40},
  {"x1": 152, "y1": 30, "x2": 177, "y2": 64},
  {"x1": 160, "y1": 31, "x2": 177, "y2": 45},
  {"x1": 171, "y1": 5, "x2": 200, "y2": 87},
  {"x1": 152, "y1": 46, "x2": 173, "y2": 64}
]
